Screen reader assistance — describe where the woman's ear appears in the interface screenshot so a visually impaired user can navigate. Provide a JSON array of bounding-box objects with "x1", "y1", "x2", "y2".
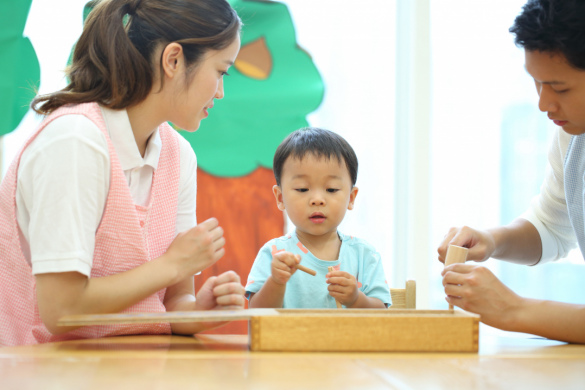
[
  {"x1": 161, "y1": 42, "x2": 184, "y2": 79},
  {"x1": 273, "y1": 185, "x2": 285, "y2": 211},
  {"x1": 347, "y1": 186, "x2": 359, "y2": 210}
]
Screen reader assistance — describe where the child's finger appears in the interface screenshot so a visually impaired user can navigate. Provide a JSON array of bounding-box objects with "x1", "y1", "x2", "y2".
[
  {"x1": 273, "y1": 259, "x2": 293, "y2": 273},
  {"x1": 273, "y1": 251, "x2": 298, "y2": 268},
  {"x1": 326, "y1": 275, "x2": 351, "y2": 286}
]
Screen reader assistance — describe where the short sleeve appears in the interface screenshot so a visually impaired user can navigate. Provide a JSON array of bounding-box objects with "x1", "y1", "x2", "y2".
[
  {"x1": 16, "y1": 114, "x2": 110, "y2": 277},
  {"x1": 245, "y1": 241, "x2": 274, "y2": 299},
  {"x1": 359, "y1": 249, "x2": 392, "y2": 307},
  {"x1": 176, "y1": 134, "x2": 197, "y2": 235}
]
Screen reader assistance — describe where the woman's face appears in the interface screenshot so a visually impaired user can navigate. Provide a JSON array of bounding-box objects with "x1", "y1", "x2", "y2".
[{"x1": 171, "y1": 35, "x2": 241, "y2": 132}]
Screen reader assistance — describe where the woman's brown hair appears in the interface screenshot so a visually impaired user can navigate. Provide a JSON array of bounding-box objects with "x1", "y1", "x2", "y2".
[{"x1": 31, "y1": 0, "x2": 241, "y2": 115}]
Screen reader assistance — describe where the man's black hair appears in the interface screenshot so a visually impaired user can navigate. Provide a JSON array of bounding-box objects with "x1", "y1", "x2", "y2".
[{"x1": 510, "y1": 0, "x2": 585, "y2": 70}]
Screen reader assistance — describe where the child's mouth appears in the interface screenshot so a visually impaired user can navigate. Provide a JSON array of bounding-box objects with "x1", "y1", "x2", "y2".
[{"x1": 310, "y1": 213, "x2": 326, "y2": 224}]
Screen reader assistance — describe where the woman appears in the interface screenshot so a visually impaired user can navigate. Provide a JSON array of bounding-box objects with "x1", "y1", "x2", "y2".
[{"x1": 0, "y1": 0, "x2": 244, "y2": 346}]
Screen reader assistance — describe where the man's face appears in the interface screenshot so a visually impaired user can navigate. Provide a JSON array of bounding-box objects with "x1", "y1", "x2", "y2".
[{"x1": 525, "y1": 50, "x2": 585, "y2": 135}]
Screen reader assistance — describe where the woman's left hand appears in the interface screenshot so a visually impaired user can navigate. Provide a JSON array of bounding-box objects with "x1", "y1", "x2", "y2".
[{"x1": 195, "y1": 271, "x2": 246, "y2": 311}]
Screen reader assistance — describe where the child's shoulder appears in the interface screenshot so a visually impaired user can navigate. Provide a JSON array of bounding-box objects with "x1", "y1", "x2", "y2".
[
  {"x1": 339, "y1": 232, "x2": 378, "y2": 253},
  {"x1": 262, "y1": 233, "x2": 297, "y2": 248}
]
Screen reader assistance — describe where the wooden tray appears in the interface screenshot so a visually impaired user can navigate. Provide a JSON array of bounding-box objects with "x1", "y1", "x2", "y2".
[
  {"x1": 59, "y1": 308, "x2": 479, "y2": 353},
  {"x1": 250, "y1": 309, "x2": 479, "y2": 352}
]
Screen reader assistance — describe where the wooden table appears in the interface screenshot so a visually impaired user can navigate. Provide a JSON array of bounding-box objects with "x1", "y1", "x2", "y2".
[{"x1": 1, "y1": 324, "x2": 584, "y2": 390}]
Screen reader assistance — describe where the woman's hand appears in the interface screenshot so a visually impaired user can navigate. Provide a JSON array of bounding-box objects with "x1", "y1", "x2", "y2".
[
  {"x1": 179, "y1": 271, "x2": 245, "y2": 332},
  {"x1": 194, "y1": 271, "x2": 245, "y2": 311},
  {"x1": 437, "y1": 226, "x2": 496, "y2": 263},
  {"x1": 164, "y1": 218, "x2": 225, "y2": 280}
]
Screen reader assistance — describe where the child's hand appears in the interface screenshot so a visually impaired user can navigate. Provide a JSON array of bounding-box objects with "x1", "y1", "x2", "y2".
[
  {"x1": 326, "y1": 271, "x2": 359, "y2": 307},
  {"x1": 195, "y1": 271, "x2": 246, "y2": 311},
  {"x1": 164, "y1": 218, "x2": 225, "y2": 279},
  {"x1": 271, "y1": 251, "x2": 301, "y2": 285}
]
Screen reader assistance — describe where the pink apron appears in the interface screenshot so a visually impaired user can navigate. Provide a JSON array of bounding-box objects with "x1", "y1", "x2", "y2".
[{"x1": 0, "y1": 102, "x2": 181, "y2": 346}]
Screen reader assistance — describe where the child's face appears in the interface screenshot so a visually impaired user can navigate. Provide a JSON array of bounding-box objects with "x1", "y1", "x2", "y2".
[{"x1": 273, "y1": 153, "x2": 358, "y2": 239}]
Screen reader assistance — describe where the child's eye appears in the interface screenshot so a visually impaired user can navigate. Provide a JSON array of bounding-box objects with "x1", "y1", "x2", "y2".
[
  {"x1": 220, "y1": 70, "x2": 230, "y2": 77},
  {"x1": 327, "y1": 188, "x2": 339, "y2": 193},
  {"x1": 295, "y1": 188, "x2": 308, "y2": 192}
]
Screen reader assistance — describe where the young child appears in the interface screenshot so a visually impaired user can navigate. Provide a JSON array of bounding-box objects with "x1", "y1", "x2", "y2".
[{"x1": 246, "y1": 127, "x2": 391, "y2": 309}]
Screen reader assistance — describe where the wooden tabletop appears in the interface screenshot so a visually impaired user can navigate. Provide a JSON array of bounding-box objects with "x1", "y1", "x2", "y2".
[{"x1": 1, "y1": 324, "x2": 584, "y2": 390}]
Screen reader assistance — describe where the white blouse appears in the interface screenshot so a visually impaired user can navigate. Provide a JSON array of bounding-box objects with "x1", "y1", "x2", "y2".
[{"x1": 16, "y1": 106, "x2": 197, "y2": 276}]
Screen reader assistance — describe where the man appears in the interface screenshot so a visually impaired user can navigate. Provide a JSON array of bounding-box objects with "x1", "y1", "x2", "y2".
[{"x1": 438, "y1": 0, "x2": 585, "y2": 344}]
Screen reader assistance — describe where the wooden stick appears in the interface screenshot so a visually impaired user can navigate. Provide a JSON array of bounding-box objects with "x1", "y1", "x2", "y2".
[
  {"x1": 296, "y1": 263, "x2": 316, "y2": 276},
  {"x1": 328, "y1": 266, "x2": 342, "y2": 309},
  {"x1": 445, "y1": 244, "x2": 468, "y2": 310}
]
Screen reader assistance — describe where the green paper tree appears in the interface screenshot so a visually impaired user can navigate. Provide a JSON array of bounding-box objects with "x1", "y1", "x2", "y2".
[
  {"x1": 182, "y1": 0, "x2": 324, "y2": 177},
  {"x1": 0, "y1": 0, "x2": 40, "y2": 136}
]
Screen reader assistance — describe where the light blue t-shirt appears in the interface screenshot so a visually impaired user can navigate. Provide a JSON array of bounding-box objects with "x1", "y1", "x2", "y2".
[{"x1": 245, "y1": 231, "x2": 392, "y2": 308}]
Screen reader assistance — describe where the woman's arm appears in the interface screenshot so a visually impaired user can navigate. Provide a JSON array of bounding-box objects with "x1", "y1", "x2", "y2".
[{"x1": 36, "y1": 218, "x2": 225, "y2": 335}]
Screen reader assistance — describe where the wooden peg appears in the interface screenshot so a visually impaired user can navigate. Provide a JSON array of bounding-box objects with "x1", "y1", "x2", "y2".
[
  {"x1": 328, "y1": 266, "x2": 342, "y2": 309},
  {"x1": 296, "y1": 263, "x2": 316, "y2": 276},
  {"x1": 445, "y1": 245, "x2": 468, "y2": 310}
]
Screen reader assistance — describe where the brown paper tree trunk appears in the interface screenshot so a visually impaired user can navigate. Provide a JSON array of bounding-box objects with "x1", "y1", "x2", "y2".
[{"x1": 194, "y1": 167, "x2": 284, "y2": 334}]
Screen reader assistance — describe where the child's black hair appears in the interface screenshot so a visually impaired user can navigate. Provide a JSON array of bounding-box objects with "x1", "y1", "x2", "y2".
[{"x1": 273, "y1": 127, "x2": 358, "y2": 187}]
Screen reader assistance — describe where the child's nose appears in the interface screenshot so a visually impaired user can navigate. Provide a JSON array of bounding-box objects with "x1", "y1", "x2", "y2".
[{"x1": 310, "y1": 194, "x2": 325, "y2": 206}]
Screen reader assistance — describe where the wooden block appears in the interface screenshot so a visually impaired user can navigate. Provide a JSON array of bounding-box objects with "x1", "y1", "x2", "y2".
[
  {"x1": 328, "y1": 266, "x2": 342, "y2": 308},
  {"x1": 389, "y1": 280, "x2": 416, "y2": 309},
  {"x1": 445, "y1": 245, "x2": 468, "y2": 266},
  {"x1": 405, "y1": 280, "x2": 416, "y2": 309},
  {"x1": 445, "y1": 245, "x2": 469, "y2": 310},
  {"x1": 250, "y1": 309, "x2": 479, "y2": 352}
]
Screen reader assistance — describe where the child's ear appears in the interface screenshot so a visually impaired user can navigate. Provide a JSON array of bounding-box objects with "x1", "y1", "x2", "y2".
[
  {"x1": 273, "y1": 185, "x2": 285, "y2": 211},
  {"x1": 347, "y1": 186, "x2": 359, "y2": 210}
]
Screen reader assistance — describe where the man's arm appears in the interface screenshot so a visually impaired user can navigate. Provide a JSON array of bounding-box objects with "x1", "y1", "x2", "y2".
[{"x1": 442, "y1": 263, "x2": 585, "y2": 344}]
